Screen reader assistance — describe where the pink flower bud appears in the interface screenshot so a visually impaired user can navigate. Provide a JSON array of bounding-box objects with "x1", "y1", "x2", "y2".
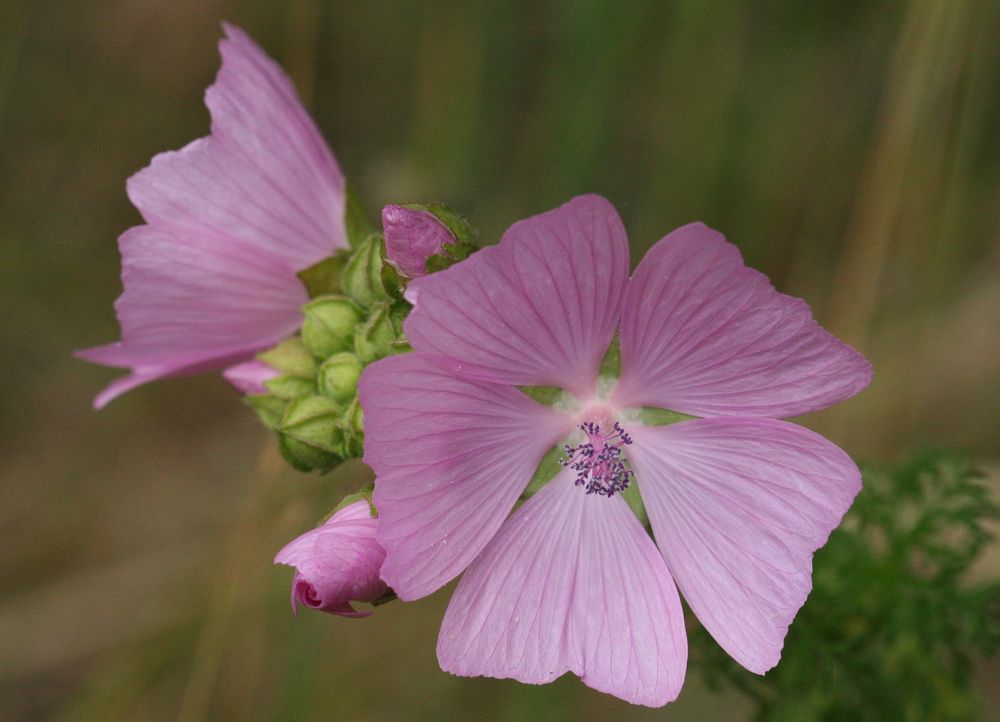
[
  {"x1": 222, "y1": 360, "x2": 279, "y2": 395},
  {"x1": 382, "y1": 204, "x2": 455, "y2": 278},
  {"x1": 274, "y1": 499, "x2": 388, "y2": 617}
]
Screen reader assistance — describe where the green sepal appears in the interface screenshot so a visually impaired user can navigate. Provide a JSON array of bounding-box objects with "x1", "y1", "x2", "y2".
[
  {"x1": 337, "y1": 398, "x2": 365, "y2": 457},
  {"x1": 354, "y1": 302, "x2": 403, "y2": 363},
  {"x1": 300, "y1": 295, "x2": 360, "y2": 357},
  {"x1": 278, "y1": 395, "x2": 345, "y2": 454},
  {"x1": 521, "y1": 444, "x2": 565, "y2": 500},
  {"x1": 518, "y1": 385, "x2": 563, "y2": 406},
  {"x1": 244, "y1": 394, "x2": 288, "y2": 430},
  {"x1": 297, "y1": 252, "x2": 348, "y2": 298},
  {"x1": 257, "y1": 337, "x2": 316, "y2": 377},
  {"x1": 277, "y1": 433, "x2": 341, "y2": 473},
  {"x1": 345, "y1": 186, "x2": 375, "y2": 249},
  {"x1": 343, "y1": 234, "x2": 390, "y2": 308},
  {"x1": 622, "y1": 479, "x2": 649, "y2": 529},
  {"x1": 413, "y1": 202, "x2": 479, "y2": 247},
  {"x1": 598, "y1": 333, "x2": 621, "y2": 378},
  {"x1": 317, "y1": 352, "x2": 363, "y2": 403},
  {"x1": 330, "y1": 482, "x2": 376, "y2": 518},
  {"x1": 638, "y1": 407, "x2": 696, "y2": 425}
]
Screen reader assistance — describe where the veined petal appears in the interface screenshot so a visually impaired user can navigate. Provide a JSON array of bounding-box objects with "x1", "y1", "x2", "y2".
[
  {"x1": 76, "y1": 226, "x2": 308, "y2": 408},
  {"x1": 358, "y1": 354, "x2": 573, "y2": 600},
  {"x1": 79, "y1": 25, "x2": 346, "y2": 407},
  {"x1": 403, "y1": 195, "x2": 629, "y2": 396},
  {"x1": 127, "y1": 23, "x2": 346, "y2": 268},
  {"x1": 627, "y1": 419, "x2": 861, "y2": 674},
  {"x1": 223, "y1": 359, "x2": 279, "y2": 395},
  {"x1": 615, "y1": 223, "x2": 871, "y2": 417},
  {"x1": 438, "y1": 470, "x2": 687, "y2": 707}
]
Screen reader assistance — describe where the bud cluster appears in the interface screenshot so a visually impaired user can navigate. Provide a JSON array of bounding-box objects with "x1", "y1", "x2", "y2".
[{"x1": 246, "y1": 219, "x2": 412, "y2": 473}]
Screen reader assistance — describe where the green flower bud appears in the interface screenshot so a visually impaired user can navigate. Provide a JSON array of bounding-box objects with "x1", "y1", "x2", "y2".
[
  {"x1": 278, "y1": 433, "x2": 341, "y2": 473},
  {"x1": 301, "y1": 295, "x2": 360, "y2": 357},
  {"x1": 317, "y1": 352, "x2": 363, "y2": 403},
  {"x1": 278, "y1": 395, "x2": 345, "y2": 455},
  {"x1": 257, "y1": 337, "x2": 317, "y2": 377},
  {"x1": 343, "y1": 234, "x2": 392, "y2": 308},
  {"x1": 354, "y1": 302, "x2": 401, "y2": 363}
]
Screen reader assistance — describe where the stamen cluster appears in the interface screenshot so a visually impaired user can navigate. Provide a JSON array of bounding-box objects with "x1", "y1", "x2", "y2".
[{"x1": 560, "y1": 421, "x2": 634, "y2": 497}]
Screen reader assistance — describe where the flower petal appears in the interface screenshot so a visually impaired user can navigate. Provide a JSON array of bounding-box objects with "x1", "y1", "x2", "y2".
[
  {"x1": 223, "y1": 360, "x2": 279, "y2": 395},
  {"x1": 76, "y1": 226, "x2": 309, "y2": 408},
  {"x1": 78, "y1": 25, "x2": 347, "y2": 406},
  {"x1": 359, "y1": 354, "x2": 573, "y2": 600},
  {"x1": 403, "y1": 195, "x2": 629, "y2": 396},
  {"x1": 438, "y1": 470, "x2": 687, "y2": 707},
  {"x1": 615, "y1": 223, "x2": 871, "y2": 417},
  {"x1": 127, "y1": 23, "x2": 346, "y2": 268},
  {"x1": 627, "y1": 418, "x2": 861, "y2": 674}
]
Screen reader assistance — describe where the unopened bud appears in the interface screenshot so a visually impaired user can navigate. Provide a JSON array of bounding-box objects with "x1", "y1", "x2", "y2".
[
  {"x1": 317, "y1": 352, "x2": 363, "y2": 403},
  {"x1": 382, "y1": 204, "x2": 456, "y2": 278},
  {"x1": 274, "y1": 498, "x2": 388, "y2": 617},
  {"x1": 301, "y1": 296, "x2": 360, "y2": 358}
]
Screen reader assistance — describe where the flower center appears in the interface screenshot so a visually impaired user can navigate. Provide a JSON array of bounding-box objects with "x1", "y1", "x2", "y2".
[{"x1": 560, "y1": 420, "x2": 634, "y2": 497}]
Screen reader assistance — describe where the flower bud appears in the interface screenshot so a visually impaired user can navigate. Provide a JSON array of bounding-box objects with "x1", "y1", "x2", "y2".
[
  {"x1": 342, "y1": 234, "x2": 391, "y2": 308},
  {"x1": 353, "y1": 303, "x2": 401, "y2": 363},
  {"x1": 382, "y1": 204, "x2": 456, "y2": 278},
  {"x1": 274, "y1": 499, "x2": 387, "y2": 617},
  {"x1": 223, "y1": 360, "x2": 278, "y2": 395},
  {"x1": 278, "y1": 395, "x2": 345, "y2": 463},
  {"x1": 317, "y1": 352, "x2": 363, "y2": 403},
  {"x1": 300, "y1": 296, "x2": 360, "y2": 358}
]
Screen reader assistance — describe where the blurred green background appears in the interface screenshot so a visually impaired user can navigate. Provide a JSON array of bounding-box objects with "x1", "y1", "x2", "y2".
[{"x1": 2, "y1": 0, "x2": 999, "y2": 719}]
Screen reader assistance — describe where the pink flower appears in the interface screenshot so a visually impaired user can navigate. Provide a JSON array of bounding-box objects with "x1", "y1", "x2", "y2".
[
  {"x1": 76, "y1": 24, "x2": 347, "y2": 408},
  {"x1": 274, "y1": 499, "x2": 388, "y2": 618},
  {"x1": 381, "y1": 204, "x2": 454, "y2": 278},
  {"x1": 359, "y1": 195, "x2": 871, "y2": 706}
]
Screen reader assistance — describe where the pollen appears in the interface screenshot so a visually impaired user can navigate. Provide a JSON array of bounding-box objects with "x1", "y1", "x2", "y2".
[{"x1": 560, "y1": 421, "x2": 634, "y2": 497}]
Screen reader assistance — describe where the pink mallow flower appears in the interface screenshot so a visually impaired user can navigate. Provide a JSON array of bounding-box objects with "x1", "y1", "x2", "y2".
[
  {"x1": 359, "y1": 194, "x2": 872, "y2": 707},
  {"x1": 76, "y1": 23, "x2": 347, "y2": 408},
  {"x1": 381, "y1": 204, "x2": 454, "y2": 278},
  {"x1": 274, "y1": 499, "x2": 388, "y2": 618}
]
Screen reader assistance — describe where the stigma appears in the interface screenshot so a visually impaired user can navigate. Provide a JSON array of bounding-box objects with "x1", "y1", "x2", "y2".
[{"x1": 560, "y1": 421, "x2": 634, "y2": 497}]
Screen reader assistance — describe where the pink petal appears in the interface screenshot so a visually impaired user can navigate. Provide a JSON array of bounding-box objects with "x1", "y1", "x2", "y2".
[
  {"x1": 358, "y1": 354, "x2": 573, "y2": 600},
  {"x1": 403, "y1": 195, "x2": 629, "y2": 397},
  {"x1": 76, "y1": 226, "x2": 309, "y2": 408},
  {"x1": 437, "y1": 470, "x2": 687, "y2": 707},
  {"x1": 127, "y1": 23, "x2": 346, "y2": 268},
  {"x1": 223, "y1": 360, "x2": 279, "y2": 395},
  {"x1": 615, "y1": 223, "x2": 871, "y2": 417},
  {"x1": 78, "y1": 24, "x2": 346, "y2": 407},
  {"x1": 626, "y1": 419, "x2": 861, "y2": 674}
]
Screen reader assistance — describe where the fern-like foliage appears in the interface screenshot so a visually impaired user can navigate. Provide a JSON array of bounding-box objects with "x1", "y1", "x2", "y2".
[{"x1": 690, "y1": 451, "x2": 1000, "y2": 721}]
